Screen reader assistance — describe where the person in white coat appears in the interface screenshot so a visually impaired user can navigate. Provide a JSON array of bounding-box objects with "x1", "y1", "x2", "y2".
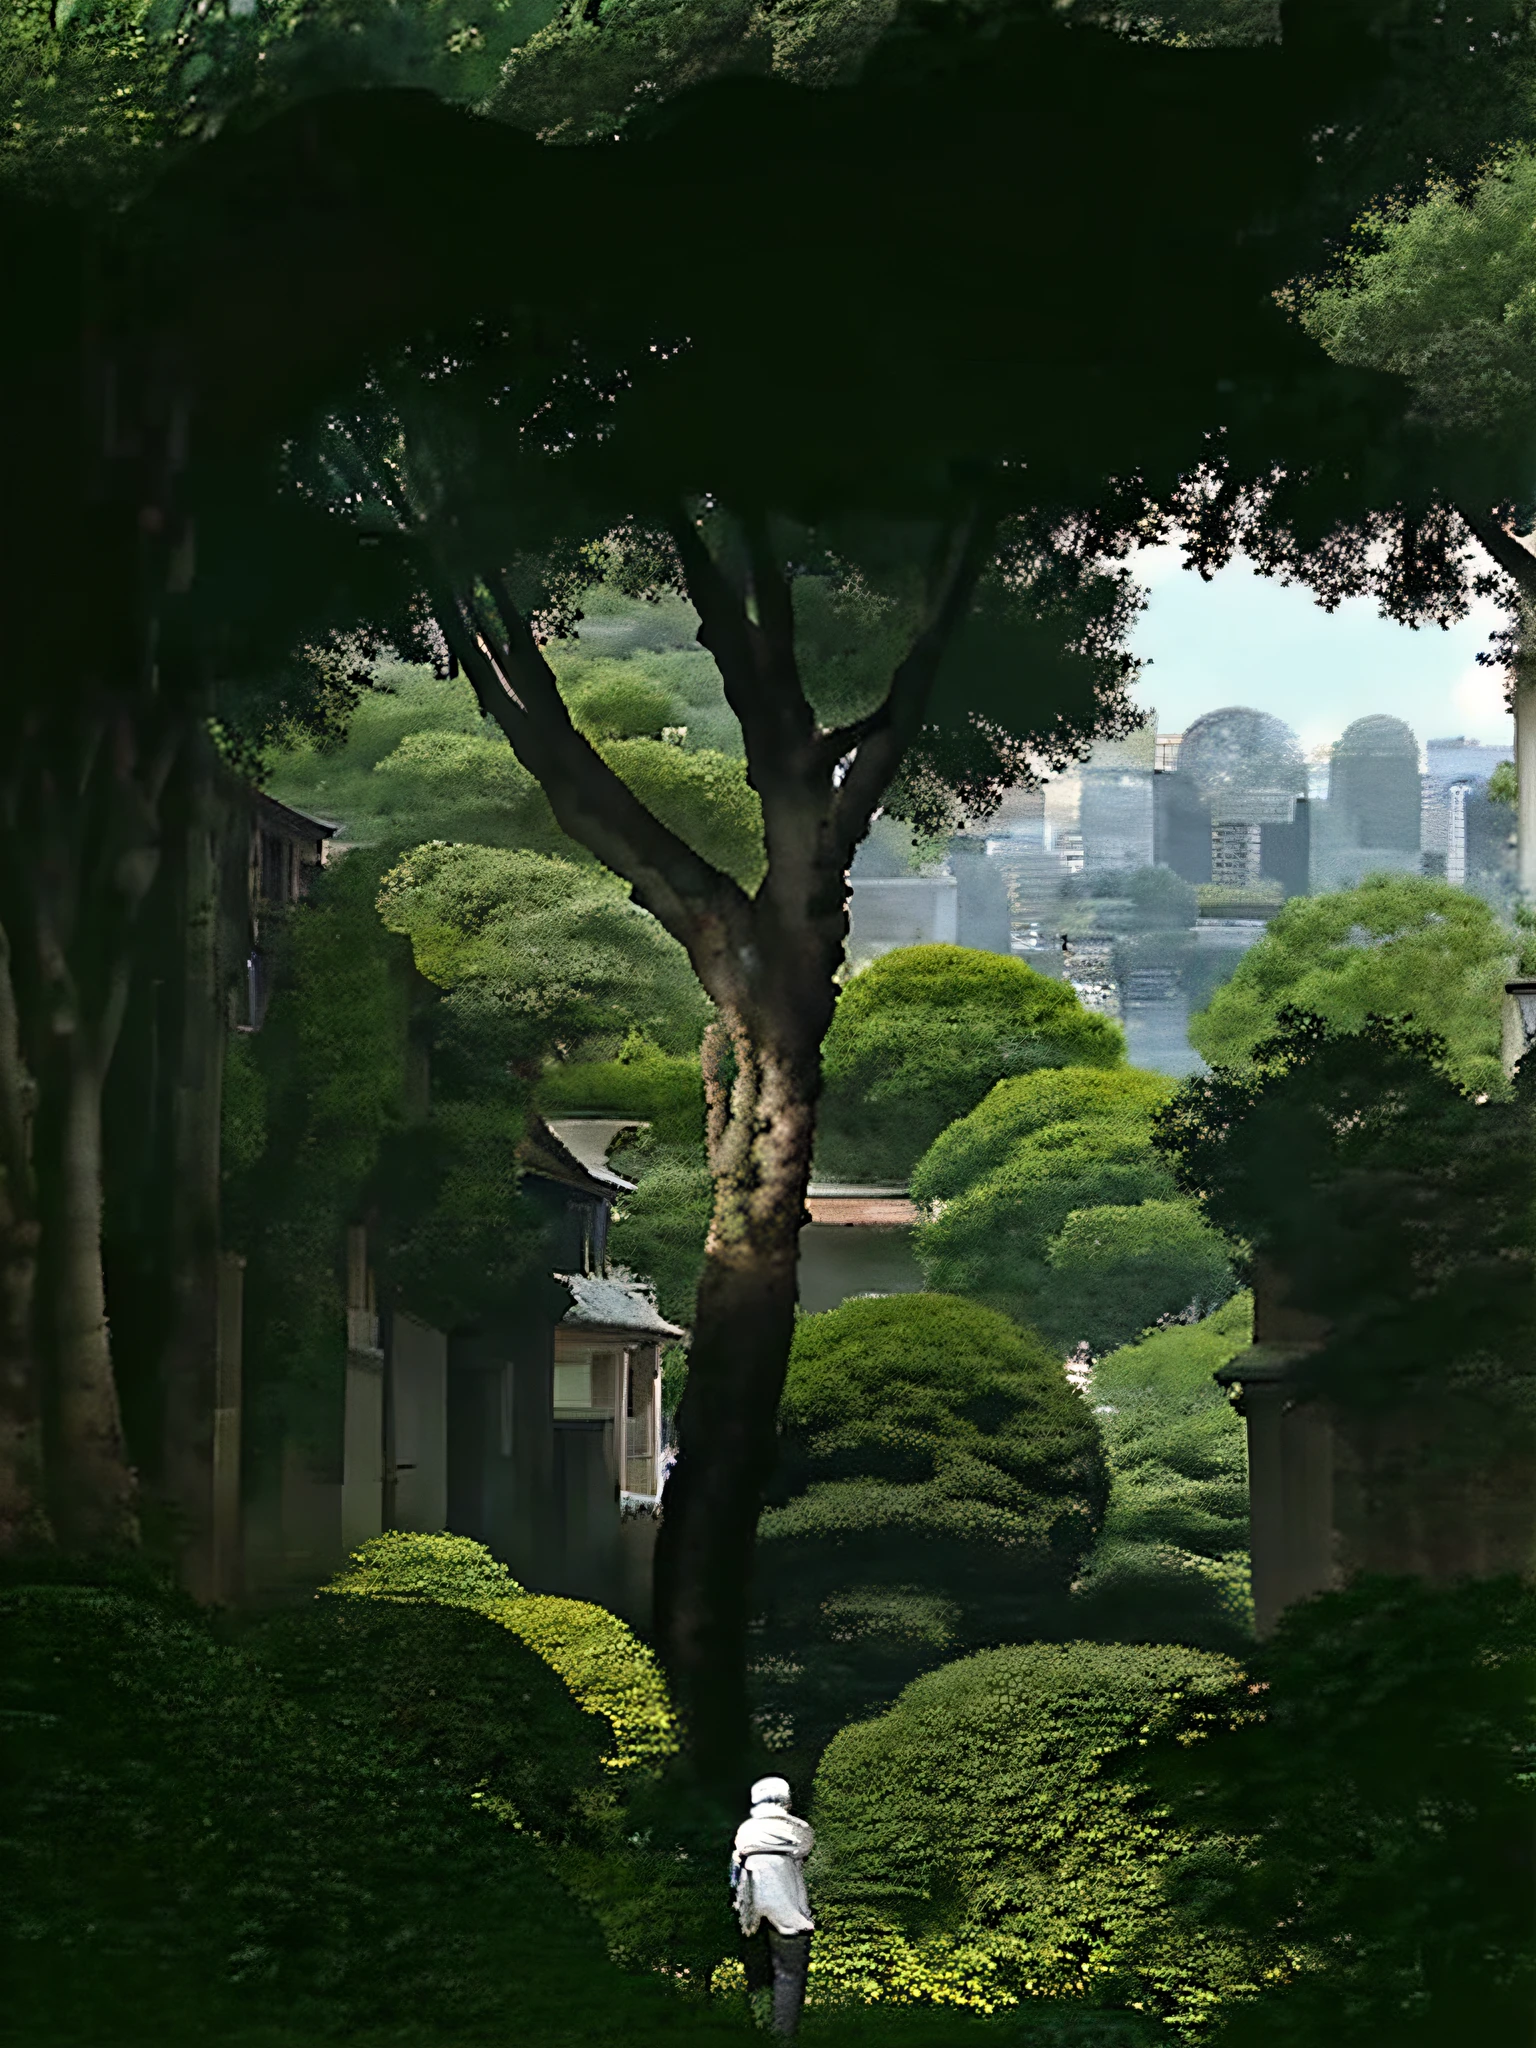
[{"x1": 730, "y1": 1776, "x2": 814, "y2": 2035}]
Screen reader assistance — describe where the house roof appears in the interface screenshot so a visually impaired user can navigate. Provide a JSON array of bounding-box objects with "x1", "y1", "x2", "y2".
[
  {"x1": 542, "y1": 1117, "x2": 639, "y2": 1194},
  {"x1": 518, "y1": 1114, "x2": 630, "y2": 1201},
  {"x1": 557, "y1": 1269, "x2": 684, "y2": 1340},
  {"x1": 255, "y1": 790, "x2": 339, "y2": 841}
]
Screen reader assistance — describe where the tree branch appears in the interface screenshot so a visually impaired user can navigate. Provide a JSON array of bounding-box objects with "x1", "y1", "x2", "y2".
[
  {"x1": 829, "y1": 507, "x2": 998, "y2": 851},
  {"x1": 1456, "y1": 503, "x2": 1536, "y2": 599},
  {"x1": 424, "y1": 567, "x2": 758, "y2": 1004}
]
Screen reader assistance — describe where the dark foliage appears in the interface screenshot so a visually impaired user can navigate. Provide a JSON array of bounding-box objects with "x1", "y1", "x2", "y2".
[
  {"x1": 1152, "y1": 1009, "x2": 1536, "y2": 1441},
  {"x1": 1141, "y1": 1575, "x2": 1536, "y2": 2047}
]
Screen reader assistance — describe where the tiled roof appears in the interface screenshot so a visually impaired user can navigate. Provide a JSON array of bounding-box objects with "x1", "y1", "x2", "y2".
[{"x1": 557, "y1": 1268, "x2": 684, "y2": 1340}]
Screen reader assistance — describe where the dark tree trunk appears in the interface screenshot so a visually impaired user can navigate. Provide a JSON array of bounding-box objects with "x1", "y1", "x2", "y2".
[
  {"x1": 158, "y1": 737, "x2": 246, "y2": 1600},
  {"x1": 653, "y1": 1015, "x2": 824, "y2": 1789},
  {"x1": 383, "y1": 476, "x2": 992, "y2": 1782},
  {"x1": 0, "y1": 924, "x2": 47, "y2": 1555}
]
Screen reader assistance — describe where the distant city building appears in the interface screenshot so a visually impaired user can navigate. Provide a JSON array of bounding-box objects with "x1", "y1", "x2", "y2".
[
  {"x1": 1078, "y1": 720, "x2": 1156, "y2": 876},
  {"x1": 1311, "y1": 715, "x2": 1422, "y2": 892},
  {"x1": 1420, "y1": 734, "x2": 1514, "y2": 899},
  {"x1": 1154, "y1": 732, "x2": 1183, "y2": 773},
  {"x1": 1154, "y1": 706, "x2": 1309, "y2": 894}
]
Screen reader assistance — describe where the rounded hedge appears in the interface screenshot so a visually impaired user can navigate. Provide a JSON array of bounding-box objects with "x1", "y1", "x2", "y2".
[
  {"x1": 818, "y1": 946, "x2": 1125, "y2": 1183},
  {"x1": 807, "y1": 1639, "x2": 1262, "y2": 2028},
  {"x1": 911, "y1": 1068, "x2": 1182, "y2": 1336},
  {"x1": 754, "y1": 1296, "x2": 1108, "y2": 1761},
  {"x1": 1042, "y1": 1199, "x2": 1236, "y2": 1354}
]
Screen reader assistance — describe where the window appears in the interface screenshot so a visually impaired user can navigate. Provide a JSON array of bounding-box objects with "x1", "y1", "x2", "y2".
[{"x1": 553, "y1": 1360, "x2": 591, "y2": 1410}]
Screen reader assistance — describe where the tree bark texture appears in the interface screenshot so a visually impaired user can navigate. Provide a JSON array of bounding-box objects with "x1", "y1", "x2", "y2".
[
  {"x1": 156, "y1": 740, "x2": 249, "y2": 1599},
  {"x1": 406, "y1": 493, "x2": 994, "y2": 1786}
]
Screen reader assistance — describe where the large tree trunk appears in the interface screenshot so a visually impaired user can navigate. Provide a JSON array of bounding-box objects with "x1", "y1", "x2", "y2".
[
  {"x1": 42, "y1": 1035, "x2": 139, "y2": 1552},
  {"x1": 653, "y1": 1014, "x2": 823, "y2": 1790},
  {"x1": 0, "y1": 923, "x2": 47, "y2": 1555},
  {"x1": 158, "y1": 739, "x2": 244, "y2": 1600}
]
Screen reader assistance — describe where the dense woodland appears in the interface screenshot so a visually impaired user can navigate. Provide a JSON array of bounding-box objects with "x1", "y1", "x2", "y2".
[{"x1": 3, "y1": 3, "x2": 1536, "y2": 2046}]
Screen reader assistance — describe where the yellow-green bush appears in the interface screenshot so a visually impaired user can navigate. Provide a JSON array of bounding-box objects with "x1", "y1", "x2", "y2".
[
  {"x1": 807, "y1": 1640, "x2": 1268, "y2": 2032},
  {"x1": 486, "y1": 1594, "x2": 679, "y2": 1770},
  {"x1": 328, "y1": 1535, "x2": 678, "y2": 1770}
]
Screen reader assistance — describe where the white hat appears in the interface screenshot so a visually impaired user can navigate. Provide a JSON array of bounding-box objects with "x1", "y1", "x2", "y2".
[{"x1": 750, "y1": 1775, "x2": 792, "y2": 1808}]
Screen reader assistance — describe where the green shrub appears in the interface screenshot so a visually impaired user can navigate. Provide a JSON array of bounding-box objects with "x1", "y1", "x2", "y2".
[
  {"x1": 754, "y1": 1295, "x2": 1108, "y2": 1766},
  {"x1": 569, "y1": 672, "x2": 677, "y2": 740},
  {"x1": 1040, "y1": 1199, "x2": 1236, "y2": 1354},
  {"x1": 912, "y1": 1068, "x2": 1181, "y2": 1335},
  {"x1": 608, "y1": 1152, "x2": 713, "y2": 1324},
  {"x1": 808, "y1": 1640, "x2": 1264, "y2": 2029},
  {"x1": 539, "y1": 1033, "x2": 707, "y2": 1148},
  {"x1": 486, "y1": 1593, "x2": 680, "y2": 1771},
  {"x1": 819, "y1": 947, "x2": 1124, "y2": 1183},
  {"x1": 328, "y1": 1527, "x2": 525, "y2": 1604},
  {"x1": 1, "y1": 1582, "x2": 631, "y2": 2045},
  {"x1": 1069, "y1": 1294, "x2": 1253, "y2": 1653},
  {"x1": 328, "y1": 1535, "x2": 678, "y2": 1772}
]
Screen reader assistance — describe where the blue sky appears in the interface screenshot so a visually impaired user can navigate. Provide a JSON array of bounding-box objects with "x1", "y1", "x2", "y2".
[{"x1": 1127, "y1": 540, "x2": 1512, "y2": 760}]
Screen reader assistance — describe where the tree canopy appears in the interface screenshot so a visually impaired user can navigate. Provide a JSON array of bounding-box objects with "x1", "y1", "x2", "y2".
[
  {"x1": 377, "y1": 841, "x2": 712, "y2": 1056},
  {"x1": 818, "y1": 946, "x2": 1125, "y2": 1182},
  {"x1": 912, "y1": 1065, "x2": 1210, "y2": 1341},
  {"x1": 1155, "y1": 1010, "x2": 1536, "y2": 1449},
  {"x1": 1187, "y1": 875, "x2": 1512, "y2": 1097}
]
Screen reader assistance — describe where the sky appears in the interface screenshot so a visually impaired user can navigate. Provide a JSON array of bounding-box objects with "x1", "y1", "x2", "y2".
[{"x1": 1127, "y1": 540, "x2": 1513, "y2": 760}]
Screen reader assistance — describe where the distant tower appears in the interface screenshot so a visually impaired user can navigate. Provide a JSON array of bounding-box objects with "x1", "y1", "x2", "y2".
[
  {"x1": 1330, "y1": 716, "x2": 1421, "y2": 850},
  {"x1": 1314, "y1": 715, "x2": 1421, "y2": 892},
  {"x1": 1162, "y1": 707, "x2": 1308, "y2": 893}
]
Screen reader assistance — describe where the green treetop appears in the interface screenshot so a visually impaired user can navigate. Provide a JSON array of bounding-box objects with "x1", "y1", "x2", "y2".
[
  {"x1": 817, "y1": 944, "x2": 1124, "y2": 1183},
  {"x1": 911, "y1": 1065, "x2": 1234, "y2": 1346},
  {"x1": 377, "y1": 840, "x2": 711, "y2": 1056},
  {"x1": 1187, "y1": 874, "x2": 1512, "y2": 1096}
]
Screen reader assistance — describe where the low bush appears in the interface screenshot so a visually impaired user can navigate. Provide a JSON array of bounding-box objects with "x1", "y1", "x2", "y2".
[
  {"x1": 808, "y1": 1640, "x2": 1265, "y2": 2031},
  {"x1": 2, "y1": 1580, "x2": 637, "y2": 2046},
  {"x1": 1041, "y1": 1200, "x2": 1235, "y2": 1355}
]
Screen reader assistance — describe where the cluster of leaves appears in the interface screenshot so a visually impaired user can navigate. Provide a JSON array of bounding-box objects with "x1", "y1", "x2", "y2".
[
  {"x1": 1140, "y1": 1575, "x2": 1536, "y2": 2048},
  {"x1": 1187, "y1": 875, "x2": 1513, "y2": 1097},
  {"x1": 752, "y1": 1293, "x2": 1109, "y2": 1773},
  {"x1": 1044, "y1": 1199, "x2": 1236, "y2": 1357},
  {"x1": 806, "y1": 1638, "x2": 1266, "y2": 2029},
  {"x1": 319, "y1": 1534, "x2": 725, "y2": 1984},
  {"x1": 1069, "y1": 1293, "x2": 1254, "y2": 1654},
  {"x1": 1154, "y1": 1009, "x2": 1536, "y2": 1444},
  {"x1": 378, "y1": 840, "x2": 711, "y2": 1057},
  {"x1": 913, "y1": 1066, "x2": 1235, "y2": 1350},
  {"x1": 818, "y1": 946, "x2": 1125, "y2": 1184},
  {"x1": 327, "y1": 1532, "x2": 680, "y2": 1769}
]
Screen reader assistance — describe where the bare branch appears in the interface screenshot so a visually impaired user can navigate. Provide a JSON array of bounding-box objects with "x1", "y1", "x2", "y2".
[
  {"x1": 830, "y1": 507, "x2": 998, "y2": 851},
  {"x1": 1457, "y1": 504, "x2": 1536, "y2": 599},
  {"x1": 424, "y1": 567, "x2": 758, "y2": 1004}
]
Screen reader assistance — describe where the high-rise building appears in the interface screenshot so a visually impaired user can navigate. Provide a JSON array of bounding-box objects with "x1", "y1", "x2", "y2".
[
  {"x1": 1420, "y1": 734, "x2": 1514, "y2": 898},
  {"x1": 1078, "y1": 720, "x2": 1156, "y2": 876},
  {"x1": 1154, "y1": 706, "x2": 1308, "y2": 894},
  {"x1": 1311, "y1": 715, "x2": 1422, "y2": 892}
]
